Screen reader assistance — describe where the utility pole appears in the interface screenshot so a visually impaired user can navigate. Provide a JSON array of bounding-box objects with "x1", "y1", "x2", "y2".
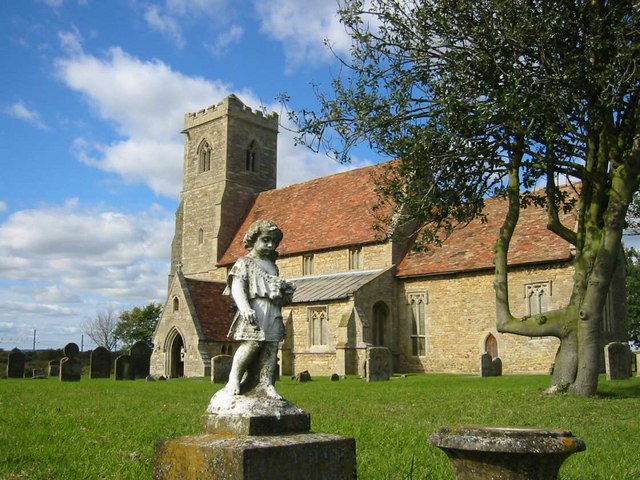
[
  {"x1": 81, "y1": 334, "x2": 84, "y2": 352},
  {"x1": 32, "y1": 329, "x2": 36, "y2": 352}
]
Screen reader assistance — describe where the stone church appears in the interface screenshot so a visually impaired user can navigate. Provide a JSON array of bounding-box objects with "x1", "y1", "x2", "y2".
[{"x1": 150, "y1": 95, "x2": 626, "y2": 378}]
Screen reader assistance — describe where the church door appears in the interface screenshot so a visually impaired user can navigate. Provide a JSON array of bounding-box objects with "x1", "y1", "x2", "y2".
[{"x1": 169, "y1": 332, "x2": 185, "y2": 378}]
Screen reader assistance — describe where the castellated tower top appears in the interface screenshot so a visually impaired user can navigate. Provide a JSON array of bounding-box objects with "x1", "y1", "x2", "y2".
[{"x1": 184, "y1": 94, "x2": 278, "y2": 131}]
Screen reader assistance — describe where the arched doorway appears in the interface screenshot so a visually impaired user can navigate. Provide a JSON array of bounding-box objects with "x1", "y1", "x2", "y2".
[
  {"x1": 372, "y1": 301, "x2": 388, "y2": 346},
  {"x1": 485, "y1": 333, "x2": 498, "y2": 359},
  {"x1": 167, "y1": 329, "x2": 185, "y2": 378}
]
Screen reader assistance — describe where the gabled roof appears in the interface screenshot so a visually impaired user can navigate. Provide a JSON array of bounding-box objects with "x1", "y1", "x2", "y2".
[
  {"x1": 218, "y1": 163, "x2": 392, "y2": 266},
  {"x1": 396, "y1": 195, "x2": 576, "y2": 278},
  {"x1": 289, "y1": 269, "x2": 386, "y2": 303},
  {"x1": 183, "y1": 278, "x2": 236, "y2": 341}
]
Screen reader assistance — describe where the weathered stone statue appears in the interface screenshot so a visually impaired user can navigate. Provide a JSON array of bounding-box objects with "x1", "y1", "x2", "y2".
[
  {"x1": 223, "y1": 219, "x2": 296, "y2": 399},
  {"x1": 156, "y1": 220, "x2": 356, "y2": 479}
]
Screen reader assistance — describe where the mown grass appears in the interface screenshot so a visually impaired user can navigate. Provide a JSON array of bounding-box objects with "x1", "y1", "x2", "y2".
[{"x1": 1, "y1": 374, "x2": 639, "y2": 479}]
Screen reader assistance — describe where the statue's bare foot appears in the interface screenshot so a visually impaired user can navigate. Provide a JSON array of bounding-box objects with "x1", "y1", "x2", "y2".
[
  {"x1": 225, "y1": 379, "x2": 241, "y2": 395},
  {"x1": 264, "y1": 384, "x2": 283, "y2": 400}
]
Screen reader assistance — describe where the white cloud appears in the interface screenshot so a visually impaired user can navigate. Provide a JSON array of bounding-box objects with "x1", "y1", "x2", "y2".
[
  {"x1": 58, "y1": 28, "x2": 84, "y2": 56},
  {"x1": 4, "y1": 101, "x2": 49, "y2": 130},
  {"x1": 144, "y1": 5, "x2": 185, "y2": 48},
  {"x1": 204, "y1": 25, "x2": 244, "y2": 56},
  {"x1": 0, "y1": 199, "x2": 173, "y2": 348},
  {"x1": 56, "y1": 47, "x2": 244, "y2": 197},
  {"x1": 254, "y1": 0, "x2": 352, "y2": 70},
  {"x1": 0, "y1": 201, "x2": 7, "y2": 213}
]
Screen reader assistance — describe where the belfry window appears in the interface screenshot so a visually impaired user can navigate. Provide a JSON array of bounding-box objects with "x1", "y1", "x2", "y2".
[
  {"x1": 199, "y1": 141, "x2": 212, "y2": 172},
  {"x1": 246, "y1": 141, "x2": 257, "y2": 171}
]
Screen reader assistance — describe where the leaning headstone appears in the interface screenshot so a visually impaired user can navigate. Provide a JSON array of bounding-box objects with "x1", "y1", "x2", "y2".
[
  {"x1": 211, "y1": 354, "x2": 232, "y2": 384},
  {"x1": 60, "y1": 342, "x2": 81, "y2": 381},
  {"x1": 365, "y1": 346, "x2": 392, "y2": 382},
  {"x1": 48, "y1": 360, "x2": 60, "y2": 377},
  {"x1": 114, "y1": 354, "x2": 135, "y2": 380},
  {"x1": 604, "y1": 342, "x2": 632, "y2": 380},
  {"x1": 294, "y1": 370, "x2": 312, "y2": 382},
  {"x1": 90, "y1": 346, "x2": 111, "y2": 379},
  {"x1": 6, "y1": 348, "x2": 25, "y2": 378},
  {"x1": 130, "y1": 341, "x2": 152, "y2": 379},
  {"x1": 480, "y1": 353, "x2": 503, "y2": 377}
]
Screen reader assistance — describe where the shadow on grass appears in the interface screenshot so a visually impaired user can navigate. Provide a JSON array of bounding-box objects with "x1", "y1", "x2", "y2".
[{"x1": 597, "y1": 377, "x2": 640, "y2": 399}]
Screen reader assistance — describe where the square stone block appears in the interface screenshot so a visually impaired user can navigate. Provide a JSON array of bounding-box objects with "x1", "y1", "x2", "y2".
[
  {"x1": 155, "y1": 432, "x2": 356, "y2": 480},
  {"x1": 202, "y1": 412, "x2": 311, "y2": 436}
]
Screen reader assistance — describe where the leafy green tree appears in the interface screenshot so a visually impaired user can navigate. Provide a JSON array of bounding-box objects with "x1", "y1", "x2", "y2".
[
  {"x1": 114, "y1": 303, "x2": 162, "y2": 349},
  {"x1": 626, "y1": 248, "x2": 640, "y2": 347},
  {"x1": 290, "y1": 0, "x2": 640, "y2": 395}
]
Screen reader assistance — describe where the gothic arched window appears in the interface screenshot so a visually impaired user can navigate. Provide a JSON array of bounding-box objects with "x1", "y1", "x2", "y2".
[
  {"x1": 198, "y1": 140, "x2": 212, "y2": 172},
  {"x1": 246, "y1": 140, "x2": 257, "y2": 172}
]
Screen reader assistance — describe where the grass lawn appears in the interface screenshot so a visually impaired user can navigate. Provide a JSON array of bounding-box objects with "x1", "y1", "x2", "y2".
[{"x1": 0, "y1": 374, "x2": 639, "y2": 479}]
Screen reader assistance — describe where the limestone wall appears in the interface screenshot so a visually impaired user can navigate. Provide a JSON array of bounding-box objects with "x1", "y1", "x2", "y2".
[
  {"x1": 396, "y1": 262, "x2": 574, "y2": 374},
  {"x1": 277, "y1": 243, "x2": 393, "y2": 279}
]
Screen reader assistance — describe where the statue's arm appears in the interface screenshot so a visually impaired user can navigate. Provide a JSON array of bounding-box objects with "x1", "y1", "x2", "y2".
[{"x1": 231, "y1": 276, "x2": 256, "y2": 324}]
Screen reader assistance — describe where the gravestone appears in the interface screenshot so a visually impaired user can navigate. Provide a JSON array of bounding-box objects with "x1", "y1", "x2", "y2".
[
  {"x1": 31, "y1": 368, "x2": 46, "y2": 379},
  {"x1": 6, "y1": 348, "x2": 25, "y2": 378},
  {"x1": 90, "y1": 346, "x2": 111, "y2": 379},
  {"x1": 211, "y1": 354, "x2": 232, "y2": 384},
  {"x1": 604, "y1": 342, "x2": 632, "y2": 380},
  {"x1": 636, "y1": 352, "x2": 640, "y2": 378},
  {"x1": 48, "y1": 360, "x2": 60, "y2": 377},
  {"x1": 60, "y1": 342, "x2": 82, "y2": 381},
  {"x1": 115, "y1": 354, "x2": 135, "y2": 380},
  {"x1": 480, "y1": 353, "x2": 502, "y2": 377},
  {"x1": 130, "y1": 341, "x2": 152, "y2": 379},
  {"x1": 294, "y1": 370, "x2": 312, "y2": 382},
  {"x1": 365, "y1": 346, "x2": 392, "y2": 382}
]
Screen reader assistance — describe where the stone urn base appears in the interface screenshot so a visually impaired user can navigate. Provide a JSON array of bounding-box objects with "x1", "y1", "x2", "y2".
[{"x1": 429, "y1": 426, "x2": 586, "y2": 480}]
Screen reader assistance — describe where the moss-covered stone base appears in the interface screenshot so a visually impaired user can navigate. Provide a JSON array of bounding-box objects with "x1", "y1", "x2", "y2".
[{"x1": 154, "y1": 432, "x2": 356, "y2": 480}]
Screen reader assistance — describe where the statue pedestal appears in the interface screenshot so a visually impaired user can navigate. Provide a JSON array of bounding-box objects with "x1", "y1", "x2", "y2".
[
  {"x1": 154, "y1": 389, "x2": 356, "y2": 479},
  {"x1": 429, "y1": 426, "x2": 585, "y2": 480}
]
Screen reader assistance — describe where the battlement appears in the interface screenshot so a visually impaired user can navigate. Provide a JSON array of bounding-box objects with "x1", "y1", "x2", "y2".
[{"x1": 184, "y1": 94, "x2": 278, "y2": 131}]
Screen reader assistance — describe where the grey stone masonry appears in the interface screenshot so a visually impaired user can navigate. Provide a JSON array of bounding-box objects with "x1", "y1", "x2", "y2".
[
  {"x1": 365, "y1": 346, "x2": 392, "y2": 381},
  {"x1": 211, "y1": 354, "x2": 232, "y2": 384},
  {"x1": 604, "y1": 342, "x2": 632, "y2": 380}
]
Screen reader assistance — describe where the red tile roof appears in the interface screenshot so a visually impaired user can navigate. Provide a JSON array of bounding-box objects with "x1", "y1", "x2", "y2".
[
  {"x1": 396, "y1": 195, "x2": 576, "y2": 277},
  {"x1": 218, "y1": 163, "x2": 393, "y2": 265},
  {"x1": 184, "y1": 278, "x2": 236, "y2": 341}
]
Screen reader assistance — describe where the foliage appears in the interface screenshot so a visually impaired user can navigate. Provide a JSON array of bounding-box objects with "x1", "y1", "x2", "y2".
[
  {"x1": 0, "y1": 374, "x2": 639, "y2": 479},
  {"x1": 114, "y1": 302, "x2": 162, "y2": 349},
  {"x1": 83, "y1": 309, "x2": 119, "y2": 351},
  {"x1": 288, "y1": 0, "x2": 640, "y2": 396},
  {"x1": 625, "y1": 248, "x2": 640, "y2": 346}
]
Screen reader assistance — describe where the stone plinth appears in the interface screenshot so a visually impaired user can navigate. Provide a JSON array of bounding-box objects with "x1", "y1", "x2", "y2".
[
  {"x1": 155, "y1": 388, "x2": 356, "y2": 479},
  {"x1": 155, "y1": 432, "x2": 356, "y2": 480},
  {"x1": 202, "y1": 389, "x2": 310, "y2": 435},
  {"x1": 429, "y1": 426, "x2": 585, "y2": 480}
]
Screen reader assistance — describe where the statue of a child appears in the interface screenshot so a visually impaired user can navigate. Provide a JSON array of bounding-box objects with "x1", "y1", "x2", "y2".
[{"x1": 224, "y1": 220, "x2": 296, "y2": 399}]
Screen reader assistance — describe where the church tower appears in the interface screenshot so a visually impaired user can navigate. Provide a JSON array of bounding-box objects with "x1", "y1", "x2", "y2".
[{"x1": 169, "y1": 95, "x2": 278, "y2": 284}]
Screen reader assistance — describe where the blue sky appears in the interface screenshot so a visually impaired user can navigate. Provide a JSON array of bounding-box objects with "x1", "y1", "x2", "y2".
[{"x1": 0, "y1": 0, "x2": 377, "y2": 351}]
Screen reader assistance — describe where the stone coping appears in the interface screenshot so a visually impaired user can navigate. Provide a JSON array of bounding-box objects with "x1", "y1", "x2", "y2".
[{"x1": 429, "y1": 426, "x2": 586, "y2": 454}]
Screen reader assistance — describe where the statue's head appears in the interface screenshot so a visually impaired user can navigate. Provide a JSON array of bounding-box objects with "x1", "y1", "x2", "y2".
[{"x1": 243, "y1": 220, "x2": 283, "y2": 260}]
